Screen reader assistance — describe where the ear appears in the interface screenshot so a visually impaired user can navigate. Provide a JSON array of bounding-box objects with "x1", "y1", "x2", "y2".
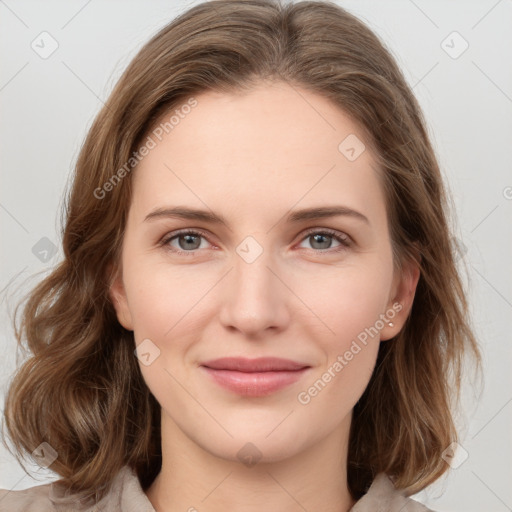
[
  {"x1": 107, "y1": 261, "x2": 134, "y2": 331},
  {"x1": 380, "y1": 248, "x2": 421, "y2": 341}
]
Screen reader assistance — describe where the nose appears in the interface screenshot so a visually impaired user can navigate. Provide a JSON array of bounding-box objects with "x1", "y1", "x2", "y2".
[{"x1": 218, "y1": 247, "x2": 291, "y2": 338}]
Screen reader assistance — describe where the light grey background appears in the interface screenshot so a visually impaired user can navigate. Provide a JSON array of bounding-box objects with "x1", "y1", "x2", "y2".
[{"x1": 1, "y1": 1, "x2": 511, "y2": 510}]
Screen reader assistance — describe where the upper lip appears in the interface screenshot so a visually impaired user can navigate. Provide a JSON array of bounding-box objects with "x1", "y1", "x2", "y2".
[{"x1": 201, "y1": 357, "x2": 309, "y2": 372}]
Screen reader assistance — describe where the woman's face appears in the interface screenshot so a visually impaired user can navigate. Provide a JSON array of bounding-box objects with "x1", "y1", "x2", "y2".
[{"x1": 110, "y1": 81, "x2": 417, "y2": 464}]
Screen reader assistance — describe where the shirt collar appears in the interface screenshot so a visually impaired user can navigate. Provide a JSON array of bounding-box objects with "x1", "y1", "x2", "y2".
[{"x1": 49, "y1": 465, "x2": 432, "y2": 512}]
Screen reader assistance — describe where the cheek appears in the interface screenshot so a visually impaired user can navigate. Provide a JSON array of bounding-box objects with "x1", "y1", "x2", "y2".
[
  {"x1": 124, "y1": 258, "x2": 201, "y2": 338},
  {"x1": 303, "y1": 344, "x2": 379, "y2": 419},
  {"x1": 125, "y1": 264, "x2": 197, "y2": 402},
  {"x1": 295, "y1": 269, "x2": 386, "y2": 414},
  {"x1": 123, "y1": 260, "x2": 218, "y2": 388},
  {"x1": 297, "y1": 261, "x2": 393, "y2": 345},
  {"x1": 308, "y1": 262, "x2": 392, "y2": 403}
]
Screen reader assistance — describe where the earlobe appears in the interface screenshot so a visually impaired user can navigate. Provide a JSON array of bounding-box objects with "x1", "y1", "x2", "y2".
[
  {"x1": 380, "y1": 254, "x2": 421, "y2": 341},
  {"x1": 107, "y1": 263, "x2": 134, "y2": 331}
]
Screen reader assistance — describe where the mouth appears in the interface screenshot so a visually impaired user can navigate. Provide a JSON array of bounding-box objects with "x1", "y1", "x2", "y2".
[{"x1": 199, "y1": 357, "x2": 311, "y2": 397}]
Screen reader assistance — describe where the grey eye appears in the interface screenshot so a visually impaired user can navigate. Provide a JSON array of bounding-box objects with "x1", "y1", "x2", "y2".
[{"x1": 176, "y1": 233, "x2": 203, "y2": 251}]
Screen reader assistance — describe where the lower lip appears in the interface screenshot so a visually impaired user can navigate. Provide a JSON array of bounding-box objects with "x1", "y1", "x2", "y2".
[{"x1": 200, "y1": 366, "x2": 309, "y2": 397}]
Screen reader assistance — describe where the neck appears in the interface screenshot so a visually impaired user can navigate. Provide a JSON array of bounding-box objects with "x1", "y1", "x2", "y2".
[{"x1": 145, "y1": 410, "x2": 356, "y2": 512}]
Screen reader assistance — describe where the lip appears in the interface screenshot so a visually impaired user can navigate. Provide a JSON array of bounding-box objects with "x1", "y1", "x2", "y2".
[
  {"x1": 200, "y1": 357, "x2": 311, "y2": 397},
  {"x1": 201, "y1": 357, "x2": 309, "y2": 372}
]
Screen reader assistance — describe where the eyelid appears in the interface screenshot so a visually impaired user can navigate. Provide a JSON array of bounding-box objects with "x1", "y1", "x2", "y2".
[{"x1": 298, "y1": 227, "x2": 352, "y2": 247}]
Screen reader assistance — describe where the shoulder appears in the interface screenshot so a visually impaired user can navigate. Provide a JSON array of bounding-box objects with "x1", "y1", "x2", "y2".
[
  {"x1": 0, "y1": 466, "x2": 155, "y2": 512},
  {"x1": 351, "y1": 473, "x2": 437, "y2": 512},
  {"x1": 0, "y1": 481, "x2": 55, "y2": 512}
]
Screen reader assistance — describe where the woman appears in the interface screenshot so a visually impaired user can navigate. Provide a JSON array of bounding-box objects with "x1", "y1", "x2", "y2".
[{"x1": 0, "y1": 1, "x2": 481, "y2": 510}]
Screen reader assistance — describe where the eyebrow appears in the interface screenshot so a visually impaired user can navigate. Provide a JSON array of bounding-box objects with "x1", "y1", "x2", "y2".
[{"x1": 144, "y1": 205, "x2": 370, "y2": 226}]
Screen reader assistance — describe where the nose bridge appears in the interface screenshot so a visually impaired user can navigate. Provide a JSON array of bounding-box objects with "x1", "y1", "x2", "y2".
[{"x1": 219, "y1": 234, "x2": 289, "y2": 335}]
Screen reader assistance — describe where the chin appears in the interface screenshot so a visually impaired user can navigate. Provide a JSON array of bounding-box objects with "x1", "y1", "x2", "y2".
[{"x1": 192, "y1": 422, "x2": 314, "y2": 466}]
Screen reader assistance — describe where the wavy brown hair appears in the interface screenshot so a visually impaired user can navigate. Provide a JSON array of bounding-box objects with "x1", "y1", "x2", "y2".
[{"x1": 2, "y1": 0, "x2": 482, "y2": 504}]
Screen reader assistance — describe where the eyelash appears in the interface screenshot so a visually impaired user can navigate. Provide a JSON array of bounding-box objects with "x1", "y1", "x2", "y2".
[{"x1": 159, "y1": 227, "x2": 352, "y2": 257}]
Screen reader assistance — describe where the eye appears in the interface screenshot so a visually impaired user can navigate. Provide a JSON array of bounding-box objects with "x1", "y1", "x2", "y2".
[
  {"x1": 160, "y1": 229, "x2": 212, "y2": 256},
  {"x1": 297, "y1": 228, "x2": 351, "y2": 253},
  {"x1": 159, "y1": 227, "x2": 352, "y2": 256}
]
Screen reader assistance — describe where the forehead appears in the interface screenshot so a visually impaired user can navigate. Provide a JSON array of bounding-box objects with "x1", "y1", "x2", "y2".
[{"x1": 130, "y1": 82, "x2": 386, "y2": 226}]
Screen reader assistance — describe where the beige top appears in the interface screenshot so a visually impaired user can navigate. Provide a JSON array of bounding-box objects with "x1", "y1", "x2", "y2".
[{"x1": 0, "y1": 465, "x2": 435, "y2": 511}]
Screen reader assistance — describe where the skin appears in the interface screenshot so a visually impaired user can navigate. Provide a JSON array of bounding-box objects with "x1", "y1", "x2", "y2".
[{"x1": 109, "y1": 80, "x2": 420, "y2": 512}]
